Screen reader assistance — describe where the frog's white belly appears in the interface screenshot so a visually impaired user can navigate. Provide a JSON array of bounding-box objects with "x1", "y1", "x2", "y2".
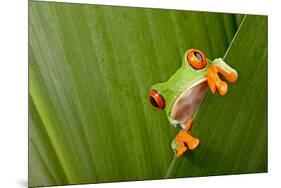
[{"x1": 171, "y1": 78, "x2": 208, "y2": 125}]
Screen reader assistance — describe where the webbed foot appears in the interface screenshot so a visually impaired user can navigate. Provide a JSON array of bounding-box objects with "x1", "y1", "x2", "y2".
[
  {"x1": 172, "y1": 126, "x2": 200, "y2": 157},
  {"x1": 206, "y1": 64, "x2": 238, "y2": 96}
]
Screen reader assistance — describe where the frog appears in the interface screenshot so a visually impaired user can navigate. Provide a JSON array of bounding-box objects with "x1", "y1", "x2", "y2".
[{"x1": 148, "y1": 49, "x2": 238, "y2": 157}]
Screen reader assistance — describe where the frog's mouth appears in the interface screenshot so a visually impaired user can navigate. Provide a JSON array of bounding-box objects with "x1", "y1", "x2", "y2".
[{"x1": 171, "y1": 78, "x2": 209, "y2": 125}]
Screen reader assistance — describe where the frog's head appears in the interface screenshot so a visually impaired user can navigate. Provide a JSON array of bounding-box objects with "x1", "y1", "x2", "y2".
[{"x1": 149, "y1": 49, "x2": 211, "y2": 127}]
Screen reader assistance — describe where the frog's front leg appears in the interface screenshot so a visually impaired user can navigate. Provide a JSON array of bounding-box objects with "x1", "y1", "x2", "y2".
[
  {"x1": 206, "y1": 58, "x2": 238, "y2": 96},
  {"x1": 171, "y1": 118, "x2": 200, "y2": 157}
]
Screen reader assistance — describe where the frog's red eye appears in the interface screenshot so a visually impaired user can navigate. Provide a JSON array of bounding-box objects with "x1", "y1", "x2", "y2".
[
  {"x1": 149, "y1": 89, "x2": 165, "y2": 109},
  {"x1": 186, "y1": 49, "x2": 207, "y2": 70}
]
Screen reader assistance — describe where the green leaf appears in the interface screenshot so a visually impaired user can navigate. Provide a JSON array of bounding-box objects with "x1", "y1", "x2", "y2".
[
  {"x1": 29, "y1": 1, "x2": 244, "y2": 187},
  {"x1": 165, "y1": 15, "x2": 267, "y2": 178}
]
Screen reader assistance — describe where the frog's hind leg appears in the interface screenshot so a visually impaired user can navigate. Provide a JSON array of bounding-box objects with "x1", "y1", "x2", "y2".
[{"x1": 183, "y1": 118, "x2": 193, "y2": 131}]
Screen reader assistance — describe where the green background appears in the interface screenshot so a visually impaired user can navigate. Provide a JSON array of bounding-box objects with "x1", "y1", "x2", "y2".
[{"x1": 29, "y1": 1, "x2": 267, "y2": 187}]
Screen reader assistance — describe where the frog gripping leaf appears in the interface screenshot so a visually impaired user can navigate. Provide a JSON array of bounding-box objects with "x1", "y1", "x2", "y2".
[{"x1": 149, "y1": 49, "x2": 238, "y2": 157}]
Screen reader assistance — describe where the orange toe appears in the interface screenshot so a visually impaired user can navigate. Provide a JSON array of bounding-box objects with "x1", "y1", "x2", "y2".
[
  {"x1": 176, "y1": 143, "x2": 188, "y2": 157},
  {"x1": 216, "y1": 80, "x2": 228, "y2": 96}
]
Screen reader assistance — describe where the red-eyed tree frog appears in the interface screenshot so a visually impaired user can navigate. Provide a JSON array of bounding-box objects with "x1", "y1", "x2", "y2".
[{"x1": 148, "y1": 49, "x2": 238, "y2": 157}]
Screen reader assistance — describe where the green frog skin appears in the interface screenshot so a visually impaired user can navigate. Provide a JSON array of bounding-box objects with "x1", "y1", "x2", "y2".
[{"x1": 149, "y1": 49, "x2": 238, "y2": 157}]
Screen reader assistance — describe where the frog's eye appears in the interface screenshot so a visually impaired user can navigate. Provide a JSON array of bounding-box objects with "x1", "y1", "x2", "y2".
[
  {"x1": 186, "y1": 49, "x2": 207, "y2": 70},
  {"x1": 149, "y1": 89, "x2": 165, "y2": 109}
]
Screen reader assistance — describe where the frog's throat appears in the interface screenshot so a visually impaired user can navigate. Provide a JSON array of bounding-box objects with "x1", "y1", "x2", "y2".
[{"x1": 171, "y1": 77, "x2": 208, "y2": 125}]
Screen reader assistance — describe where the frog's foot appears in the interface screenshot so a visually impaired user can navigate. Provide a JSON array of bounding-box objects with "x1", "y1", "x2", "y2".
[
  {"x1": 172, "y1": 131, "x2": 200, "y2": 157},
  {"x1": 174, "y1": 141, "x2": 188, "y2": 157},
  {"x1": 206, "y1": 64, "x2": 238, "y2": 96}
]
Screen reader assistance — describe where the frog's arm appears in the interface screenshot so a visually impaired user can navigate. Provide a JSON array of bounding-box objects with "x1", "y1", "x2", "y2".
[
  {"x1": 211, "y1": 58, "x2": 238, "y2": 80},
  {"x1": 206, "y1": 58, "x2": 238, "y2": 95}
]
